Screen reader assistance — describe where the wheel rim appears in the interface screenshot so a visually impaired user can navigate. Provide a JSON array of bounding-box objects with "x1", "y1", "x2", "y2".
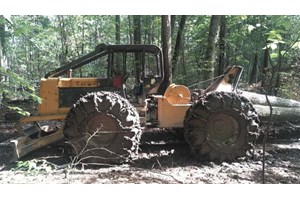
[
  {"x1": 85, "y1": 113, "x2": 120, "y2": 147},
  {"x1": 207, "y1": 111, "x2": 240, "y2": 147}
]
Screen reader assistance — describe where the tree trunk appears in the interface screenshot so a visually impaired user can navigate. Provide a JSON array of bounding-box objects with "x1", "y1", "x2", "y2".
[
  {"x1": 249, "y1": 52, "x2": 258, "y2": 84},
  {"x1": 157, "y1": 15, "x2": 172, "y2": 95},
  {"x1": 254, "y1": 105, "x2": 300, "y2": 122},
  {"x1": 144, "y1": 16, "x2": 150, "y2": 44},
  {"x1": 0, "y1": 15, "x2": 7, "y2": 102},
  {"x1": 242, "y1": 91, "x2": 300, "y2": 107},
  {"x1": 202, "y1": 15, "x2": 221, "y2": 85},
  {"x1": 127, "y1": 16, "x2": 133, "y2": 44},
  {"x1": 133, "y1": 15, "x2": 142, "y2": 86},
  {"x1": 261, "y1": 47, "x2": 269, "y2": 89},
  {"x1": 147, "y1": 16, "x2": 153, "y2": 44},
  {"x1": 133, "y1": 15, "x2": 141, "y2": 44},
  {"x1": 274, "y1": 43, "x2": 283, "y2": 96},
  {"x1": 171, "y1": 15, "x2": 176, "y2": 36},
  {"x1": 115, "y1": 15, "x2": 121, "y2": 45},
  {"x1": 0, "y1": 15, "x2": 5, "y2": 59},
  {"x1": 216, "y1": 15, "x2": 226, "y2": 77},
  {"x1": 172, "y1": 15, "x2": 187, "y2": 74},
  {"x1": 181, "y1": 39, "x2": 187, "y2": 85},
  {"x1": 115, "y1": 15, "x2": 121, "y2": 72},
  {"x1": 0, "y1": 15, "x2": 7, "y2": 71},
  {"x1": 241, "y1": 91, "x2": 300, "y2": 122},
  {"x1": 57, "y1": 15, "x2": 68, "y2": 66}
]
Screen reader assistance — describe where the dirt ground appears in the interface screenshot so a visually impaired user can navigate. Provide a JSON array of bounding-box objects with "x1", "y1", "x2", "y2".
[{"x1": 0, "y1": 101, "x2": 300, "y2": 184}]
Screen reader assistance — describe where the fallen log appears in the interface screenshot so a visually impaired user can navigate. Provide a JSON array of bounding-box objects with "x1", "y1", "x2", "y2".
[
  {"x1": 239, "y1": 90, "x2": 300, "y2": 123},
  {"x1": 241, "y1": 91, "x2": 300, "y2": 108},
  {"x1": 253, "y1": 105, "x2": 300, "y2": 122}
]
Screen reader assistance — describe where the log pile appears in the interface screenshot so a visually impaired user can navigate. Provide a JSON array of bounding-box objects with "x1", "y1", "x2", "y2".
[
  {"x1": 240, "y1": 90, "x2": 300, "y2": 140},
  {"x1": 241, "y1": 91, "x2": 300, "y2": 123}
]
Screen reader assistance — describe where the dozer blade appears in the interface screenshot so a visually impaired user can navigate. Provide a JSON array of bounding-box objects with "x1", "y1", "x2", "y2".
[
  {"x1": 10, "y1": 127, "x2": 64, "y2": 162},
  {"x1": 22, "y1": 122, "x2": 42, "y2": 137}
]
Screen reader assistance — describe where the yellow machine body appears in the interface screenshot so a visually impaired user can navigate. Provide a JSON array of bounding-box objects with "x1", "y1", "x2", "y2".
[
  {"x1": 38, "y1": 77, "x2": 99, "y2": 116},
  {"x1": 156, "y1": 84, "x2": 191, "y2": 128},
  {"x1": 19, "y1": 77, "x2": 101, "y2": 124},
  {"x1": 38, "y1": 78, "x2": 68, "y2": 116}
]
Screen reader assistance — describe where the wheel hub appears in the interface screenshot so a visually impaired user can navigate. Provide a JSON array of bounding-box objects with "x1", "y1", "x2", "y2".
[
  {"x1": 207, "y1": 112, "x2": 240, "y2": 147},
  {"x1": 85, "y1": 113, "x2": 120, "y2": 147}
]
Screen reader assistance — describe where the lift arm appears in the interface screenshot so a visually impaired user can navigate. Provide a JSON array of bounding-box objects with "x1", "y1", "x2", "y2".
[{"x1": 204, "y1": 65, "x2": 243, "y2": 93}]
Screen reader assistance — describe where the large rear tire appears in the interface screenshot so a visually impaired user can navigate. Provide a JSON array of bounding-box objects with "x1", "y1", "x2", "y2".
[
  {"x1": 184, "y1": 91, "x2": 260, "y2": 162},
  {"x1": 63, "y1": 91, "x2": 141, "y2": 164}
]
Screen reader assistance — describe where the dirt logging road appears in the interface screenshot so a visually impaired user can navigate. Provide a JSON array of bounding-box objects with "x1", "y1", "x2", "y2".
[{"x1": 0, "y1": 117, "x2": 300, "y2": 184}]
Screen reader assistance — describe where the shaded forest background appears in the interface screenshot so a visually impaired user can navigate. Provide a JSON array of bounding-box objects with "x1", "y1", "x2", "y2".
[{"x1": 1, "y1": 15, "x2": 300, "y2": 105}]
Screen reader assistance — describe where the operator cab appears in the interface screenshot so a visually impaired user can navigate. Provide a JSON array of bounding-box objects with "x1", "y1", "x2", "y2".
[
  {"x1": 45, "y1": 44, "x2": 164, "y2": 106},
  {"x1": 106, "y1": 44, "x2": 164, "y2": 104}
]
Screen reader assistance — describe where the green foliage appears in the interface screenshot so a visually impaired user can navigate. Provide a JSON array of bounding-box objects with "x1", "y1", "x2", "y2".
[
  {"x1": 7, "y1": 106, "x2": 30, "y2": 116},
  {"x1": 13, "y1": 159, "x2": 54, "y2": 174},
  {"x1": 0, "y1": 66, "x2": 42, "y2": 103},
  {"x1": 1, "y1": 15, "x2": 300, "y2": 98},
  {"x1": 1, "y1": 64, "x2": 41, "y2": 116}
]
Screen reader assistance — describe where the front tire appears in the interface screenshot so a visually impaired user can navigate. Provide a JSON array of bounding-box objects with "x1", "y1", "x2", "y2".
[{"x1": 63, "y1": 92, "x2": 141, "y2": 164}]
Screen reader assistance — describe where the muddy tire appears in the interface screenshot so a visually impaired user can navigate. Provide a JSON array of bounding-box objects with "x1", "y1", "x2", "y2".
[
  {"x1": 184, "y1": 91, "x2": 260, "y2": 162},
  {"x1": 63, "y1": 91, "x2": 141, "y2": 164}
]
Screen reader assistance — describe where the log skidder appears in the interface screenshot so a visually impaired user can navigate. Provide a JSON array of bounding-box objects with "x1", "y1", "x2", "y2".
[
  {"x1": 63, "y1": 92, "x2": 141, "y2": 164},
  {"x1": 184, "y1": 91, "x2": 260, "y2": 162},
  {"x1": 9, "y1": 44, "x2": 259, "y2": 165}
]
